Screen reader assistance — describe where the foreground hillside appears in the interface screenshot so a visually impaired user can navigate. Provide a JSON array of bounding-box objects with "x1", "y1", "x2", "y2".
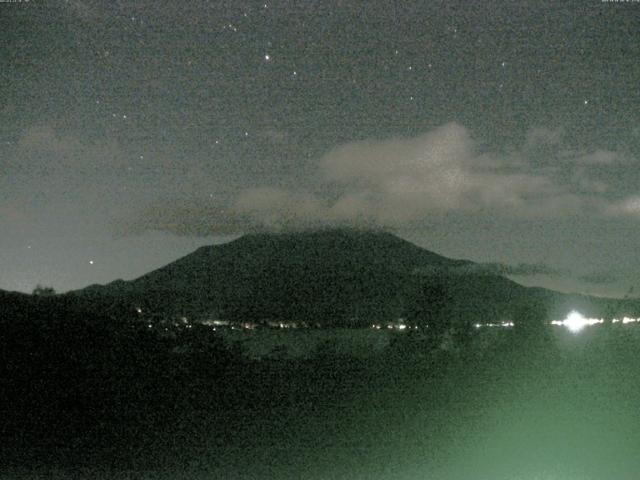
[{"x1": 5, "y1": 309, "x2": 640, "y2": 480}]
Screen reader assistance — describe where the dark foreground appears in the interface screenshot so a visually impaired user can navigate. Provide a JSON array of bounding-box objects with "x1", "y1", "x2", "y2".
[{"x1": 3, "y1": 315, "x2": 640, "y2": 479}]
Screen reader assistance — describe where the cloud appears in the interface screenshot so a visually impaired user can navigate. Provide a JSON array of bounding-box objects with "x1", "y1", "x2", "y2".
[
  {"x1": 234, "y1": 187, "x2": 329, "y2": 229},
  {"x1": 606, "y1": 196, "x2": 640, "y2": 217},
  {"x1": 448, "y1": 262, "x2": 563, "y2": 277},
  {"x1": 579, "y1": 271, "x2": 619, "y2": 285},
  {"x1": 114, "y1": 197, "x2": 250, "y2": 237},
  {"x1": 116, "y1": 188, "x2": 333, "y2": 237},
  {"x1": 523, "y1": 126, "x2": 623, "y2": 167},
  {"x1": 322, "y1": 123, "x2": 474, "y2": 215},
  {"x1": 121, "y1": 122, "x2": 632, "y2": 236},
  {"x1": 13, "y1": 125, "x2": 126, "y2": 176},
  {"x1": 577, "y1": 149, "x2": 619, "y2": 165},
  {"x1": 412, "y1": 261, "x2": 564, "y2": 279},
  {"x1": 525, "y1": 126, "x2": 564, "y2": 151},
  {"x1": 499, "y1": 262, "x2": 563, "y2": 276},
  {"x1": 319, "y1": 122, "x2": 567, "y2": 223},
  {"x1": 521, "y1": 126, "x2": 636, "y2": 200}
]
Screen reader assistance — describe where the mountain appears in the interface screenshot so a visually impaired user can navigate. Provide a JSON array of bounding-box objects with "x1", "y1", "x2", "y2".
[{"x1": 69, "y1": 229, "x2": 640, "y2": 327}]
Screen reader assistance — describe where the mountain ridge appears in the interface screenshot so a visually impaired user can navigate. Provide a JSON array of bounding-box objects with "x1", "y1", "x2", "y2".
[{"x1": 63, "y1": 229, "x2": 640, "y2": 327}]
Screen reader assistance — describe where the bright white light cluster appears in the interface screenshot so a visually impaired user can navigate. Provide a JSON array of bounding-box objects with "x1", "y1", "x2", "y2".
[
  {"x1": 551, "y1": 311, "x2": 603, "y2": 333},
  {"x1": 550, "y1": 311, "x2": 640, "y2": 332},
  {"x1": 610, "y1": 316, "x2": 639, "y2": 324},
  {"x1": 474, "y1": 321, "x2": 514, "y2": 329},
  {"x1": 370, "y1": 323, "x2": 418, "y2": 331}
]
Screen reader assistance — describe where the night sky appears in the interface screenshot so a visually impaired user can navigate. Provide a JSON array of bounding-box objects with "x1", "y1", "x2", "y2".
[{"x1": 1, "y1": 0, "x2": 639, "y2": 296}]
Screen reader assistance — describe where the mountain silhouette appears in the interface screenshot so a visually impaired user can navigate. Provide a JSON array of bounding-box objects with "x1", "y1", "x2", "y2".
[{"x1": 66, "y1": 229, "x2": 638, "y2": 328}]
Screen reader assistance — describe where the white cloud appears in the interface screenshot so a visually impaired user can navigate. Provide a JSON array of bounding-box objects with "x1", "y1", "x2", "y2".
[
  {"x1": 577, "y1": 149, "x2": 618, "y2": 165},
  {"x1": 322, "y1": 123, "x2": 473, "y2": 212},
  {"x1": 318, "y1": 122, "x2": 573, "y2": 224},
  {"x1": 222, "y1": 123, "x2": 586, "y2": 230},
  {"x1": 233, "y1": 187, "x2": 328, "y2": 229},
  {"x1": 124, "y1": 122, "x2": 636, "y2": 235},
  {"x1": 607, "y1": 196, "x2": 640, "y2": 217}
]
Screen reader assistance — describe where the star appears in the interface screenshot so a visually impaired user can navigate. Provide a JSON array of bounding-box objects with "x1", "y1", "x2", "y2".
[
  {"x1": 264, "y1": 54, "x2": 271, "y2": 61},
  {"x1": 89, "y1": 260, "x2": 94, "y2": 265}
]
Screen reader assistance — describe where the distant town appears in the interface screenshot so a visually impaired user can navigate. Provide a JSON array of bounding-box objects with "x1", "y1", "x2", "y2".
[{"x1": 132, "y1": 306, "x2": 640, "y2": 336}]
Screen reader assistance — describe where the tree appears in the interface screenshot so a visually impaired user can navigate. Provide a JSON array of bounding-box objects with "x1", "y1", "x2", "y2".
[{"x1": 32, "y1": 284, "x2": 56, "y2": 296}]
